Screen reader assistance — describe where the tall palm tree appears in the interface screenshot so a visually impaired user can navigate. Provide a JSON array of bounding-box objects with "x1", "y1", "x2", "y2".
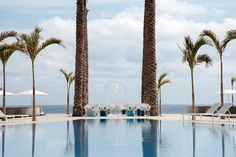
[
  {"x1": 74, "y1": 0, "x2": 88, "y2": 116},
  {"x1": 230, "y1": 77, "x2": 236, "y2": 103},
  {"x1": 60, "y1": 69, "x2": 75, "y2": 115},
  {"x1": 0, "y1": 46, "x2": 18, "y2": 119},
  {"x1": 0, "y1": 31, "x2": 17, "y2": 116},
  {"x1": 179, "y1": 36, "x2": 212, "y2": 118},
  {"x1": 200, "y1": 29, "x2": 236, "y2": 107},
  {"x1": 19, "y1": 27, "x2": 63, "y2": 121},
  {"x1": 157, "y1": 73, "x2": 171, "y2": 115},
  {"x1": 141, "y1": 0, "x2": 158, "y2": 116}
]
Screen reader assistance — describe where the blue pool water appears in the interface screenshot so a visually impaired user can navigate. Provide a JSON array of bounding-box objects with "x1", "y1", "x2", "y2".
[{"x1": 1, "y1": 119, "x2": 236, "y2": 157}]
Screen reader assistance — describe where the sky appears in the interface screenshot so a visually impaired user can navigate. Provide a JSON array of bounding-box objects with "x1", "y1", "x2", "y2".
[{"x1": 1, "y1": 0, "x2": 236, "y2": 106}]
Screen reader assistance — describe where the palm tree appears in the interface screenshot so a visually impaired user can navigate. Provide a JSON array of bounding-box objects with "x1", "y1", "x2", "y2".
[
  {"x1": 157, "y1": 73, "x2": 171, "y2": 115},
  {"x1": 179, "y1": 36, "x2": 212, "y2": 118},
  {"x1": 200, "y1": 29, "x2": 236, "y2": 107},
  {"x1": 0, "y1": 31, "x2": 17, "y2": 116},
  {"x1": 0, "y1": 46, "x2": 18, "y2": 118},
  {"x1": 230, "y1": 77, "x2": 236, "y2": 103},
  {"x1": 19, "y1": 27, "x2": 63, "y2": 121},
  {"x1": 60, "y1": 69, "x2": 75, "y2": 115},
  {"x1": 141, "y1": 0, "x2": 158, "y2": 116},
  {"x1": 74, "y1": 0, "x2": 88, "y2": 116}
]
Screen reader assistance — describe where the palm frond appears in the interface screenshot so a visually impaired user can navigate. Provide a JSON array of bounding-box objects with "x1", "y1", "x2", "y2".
[
  {"x1": 19, "y1": 33, "x2": 35, "y2": 57},
  {"x1": 37, "y1": 38, "x2": 64, "y2": 54},
  {"x1": 196, "y1": 54, "x2": 213, "y2": 67},
  {"x1": 184, "y1": 36, "x2": 194, "y2": 50},
  {"x1": 60, "y1": 69, "x2": 70, "y2": 82},
  {"x1": 178, "y1": 36, "x2": 196, "y2": 69},
  {"x1": 222, "y1": 29, "x2": 236, "y2": 49},
  {"x1": 177, "y1": 44, "x2": 187, "y2": 63},
  {"x1": 69, "y1": 75, "x2": 75, "y2": 85},
  {"x1": 19, "y1": 27, "x2": 64, "y2": 62},
  {"x1": 231, "y1": 76, "x2": 236, "y2": 87},
  {"x1": 157, "y1": 73, "x2": 171, "y2": 89},
  {"x1": 0, "y1": 31, "x2": 17, "y2": 43},
  {"x1": 0, "y1": 41, "x2": 21, "y2": 66},
  {"x1": 0, "y1": 49, "x2": 16, "y2": 66},
  {"x1": 30, "y1": 27, "x2": 42, "y2": 52},
  {"x1": 200, "y1": 29, "x2": 222, "y2": 54},
  {"x1": 160, "y1": 80, "x2": 171, "y2": 87},
  {"x1": 193, "y1": 37, "x2": 212, "y2": 55},
  {"x1": 59, "y1": 68, "x2": 74, "y2": 83}
]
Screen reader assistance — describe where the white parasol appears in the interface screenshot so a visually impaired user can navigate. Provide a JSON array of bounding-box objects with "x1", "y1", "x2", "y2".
[
  {"x1": 18, "y1": 90, "x2": 48, "y2": 95},
  {"x1": 0, "y1": 90, "x2": 14, "y2": 95}
]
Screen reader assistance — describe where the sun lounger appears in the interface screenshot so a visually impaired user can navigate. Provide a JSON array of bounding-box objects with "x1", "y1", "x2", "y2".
[
  {"x1": 212, "y1": 103, "x2": 233, "y2": 121},
  {"x1": 0, "y1": 110, "x2": 29, "y2": 122},
  {"x1": 226, "y1": 114, "x2": 236, "y2": 122},
  {"x1": 183, "y1": 103, "x2": 220, "y2": 121},
  {"x1": 0, "y1": 110, "x2": 15, "y2": 120},
  {"x1": 85, "y1": 107, "x2": 97, "y2": 117}
]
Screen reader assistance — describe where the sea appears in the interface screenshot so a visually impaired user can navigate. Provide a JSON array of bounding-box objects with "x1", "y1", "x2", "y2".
[{"x1": 39, "y1": 105, "x2": 189, "y2": 114}]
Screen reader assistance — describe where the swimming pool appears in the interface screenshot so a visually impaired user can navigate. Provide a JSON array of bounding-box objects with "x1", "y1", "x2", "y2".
[{"x1": 1, "y1": 119, "x2": 236, "y2": 157}]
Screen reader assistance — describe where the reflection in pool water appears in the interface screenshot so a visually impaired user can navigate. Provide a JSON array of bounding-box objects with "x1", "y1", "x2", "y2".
[
  {"x1": 1, "y1": 120, "x2": 236, "y2": 157},
  {"x1": 73, "y1": 120, "x2": 88, "y2": 157}
]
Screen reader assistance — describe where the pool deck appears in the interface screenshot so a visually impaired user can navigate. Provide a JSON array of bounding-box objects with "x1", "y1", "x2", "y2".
[{"x1": 1, "y1": 114, "x2": 236, "y2": 126}]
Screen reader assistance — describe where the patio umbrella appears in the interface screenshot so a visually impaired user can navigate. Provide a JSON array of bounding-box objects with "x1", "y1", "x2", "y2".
[
  {"x1": 18, "y1": 90, "x2": 48, "y2": 95},
  {"x1": 0, "y1": 90, "x2": 14, "y2": 95},
  {"x1": 17, "y1": 90, "x2": 48, "y2": 108},
  {"x1": 214, "y1": 89, "x2": 236, "y2": 103},
  {"x1": 214, "y1": 89, "x2": 236, "y2": 94}
]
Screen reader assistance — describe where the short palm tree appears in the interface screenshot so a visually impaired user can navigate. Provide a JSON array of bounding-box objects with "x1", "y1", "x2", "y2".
[
  {"x1": 157, "y1": 73, "x2": 171, "y2": 115},
  {"x1": 0, "y1": 31, "x2": 17, "y2": 116},
  {"x1": 19, "y1": 27, "x2": 64, "y2": 121},
  {"x1": 60, "y1": 69, "x2": 75, "y2": 116},
  {"x1": 200, "y1": 29, "x2": 236, "y2": 107},
  {"x1": 179, "y1": 36, "x2": 212, "y2": 118},
  {"x1": 231, "y1": 77, "x2": 236, "y2": 103}
]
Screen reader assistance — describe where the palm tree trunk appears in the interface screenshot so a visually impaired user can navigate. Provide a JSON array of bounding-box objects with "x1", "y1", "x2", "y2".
[
  {"x1": 73, "y1": 0, "x2": 86, "y2": 116},
  {"x1": 141, "y1": 0, "x2": 158, "y2": 116},
  {"x1": 32, "y1": 62, "x2": 36, "y2": 121},
  {"x1": 32, "y1": 123, "x2": 36, "y2": 157},
  {"x1": 2, "y1": 66, "x2": 6, "y2": 121},
  {"x1": 192, "y1": 123, "x2": 196, "y2": 157},
  {"x1": 159, "y1": 88, "x2": 162, "y2": 115},
  {"x1": 2, "y1": 126, "x2": 5, "y2": 157},
  {"x1": 220, "y1": 55, "x2": 224, "y2": 107},
  {"x1": 232, "y1": 84, "x2": 234, "y2": 104},
  {"x1": 191, "y1": 69, "x2": 195, "y2": 120},
  {"x1": 67, "y1": 84, "x2": 70, "y2": 115},
  {"x1": 82, "y1": 3, "x2": 89, "y2": 114}
]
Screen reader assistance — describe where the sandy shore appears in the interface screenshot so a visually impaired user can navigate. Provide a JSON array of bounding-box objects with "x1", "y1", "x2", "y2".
[{"x1": 0, "y1": 114, "x2": 236, "y2": 126}]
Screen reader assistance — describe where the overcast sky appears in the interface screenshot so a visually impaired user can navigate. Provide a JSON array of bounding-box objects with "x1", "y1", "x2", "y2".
[{"x1": 1, "y1": 0, "x2": 236, "y2": 106}]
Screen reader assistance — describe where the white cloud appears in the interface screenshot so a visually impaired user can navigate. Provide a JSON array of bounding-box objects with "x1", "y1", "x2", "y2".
[
  {"x1": 0, "y1": 0, "x2": 74, "y2": 8},
  {"x1": 159, "y1": 0, "x2": 207, "y2": 16}
]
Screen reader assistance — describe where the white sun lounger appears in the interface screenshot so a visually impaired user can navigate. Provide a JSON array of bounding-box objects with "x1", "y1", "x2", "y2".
[
  {"x1": 183, "y1": 103, "x2": 220, "y2": 121},
  {"x1": 0, "y1": 110, "x2": 15, "y2": 120},
  {"x1": 208, "y1": 103, "x2": 233, "y2": 121},
  {"x1": 0, "y1": 110, "x2": 29, "y2": 122},
  {"x1": 211, "y1": 103, "x2": 234, "y2": 121}
]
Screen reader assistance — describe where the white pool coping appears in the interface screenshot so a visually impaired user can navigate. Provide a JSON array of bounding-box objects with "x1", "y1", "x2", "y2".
[{"x1": 0, "y1": 114, "x2": 236, "y2": 126}]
